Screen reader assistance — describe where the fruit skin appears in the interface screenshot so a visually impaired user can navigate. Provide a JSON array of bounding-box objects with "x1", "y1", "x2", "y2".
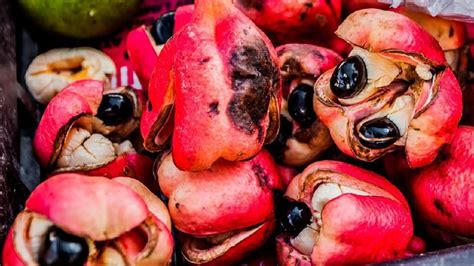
[
  {"x1": 277, "y1": 160, "x2": 414, "y2": 265},
  {"x1": 406, "y1": 126, "x2": 474, "y2": 245},
  {"x1": 234, "y1": 0, "x2": 348, "y2": 55},
  {"x1": 274, "y1": 44, "x2": 341, "y2": 166},
  {"x1": 127, "y1": 5, "x2": 193, "y2": 91},
  {"x1": 157, "y1": 150, "x2": 283, "y2": 265},
  {"x1": 141, "y1": 0, "x2": 281, "y2": 171},
  {"x1": 19, "y1": 0, "x2": 141, "y2": 39},
  {"x1": 2, "y1": 174, "x2": 173, "y2": 266},
  {"x1": 313, "y1": 9, "x2": 463, "y2": 168}
]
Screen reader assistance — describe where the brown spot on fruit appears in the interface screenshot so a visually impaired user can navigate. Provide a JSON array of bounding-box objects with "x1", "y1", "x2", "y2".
[
  {"x1": 252, "y1": 163, "x2": 269, "y2": 189},
  {"x1": 449, "y1": 26, "x2": 454, "y2": 37},
  {"x1": 238, "y1": 0, "x2": 264, "y2": 11},
  {"x1": 434, "y1": 199, "x2": 451, "y2": 217},
  {"x1": 199, "y1": 57, "x2": 211, "y2": 65},
  {"x1": 208, "y1": 102, "x2": 219, "y2": 116},
  {"x1": 227, "y1": 40, "x2": 279, "y2": 142}
]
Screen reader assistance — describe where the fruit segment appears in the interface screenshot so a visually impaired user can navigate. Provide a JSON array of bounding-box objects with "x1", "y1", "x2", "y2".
[
  {"x1": 267, "y1": 44, "x2": 341, "y2": 166},
  {"x1": 141, "y1": 0, "x2": 281, "y2": 171},
  {"x1": 313, "y1": 9, "x2": 463, "y2": 168},
  {"x1": 276, "y1": 160, "x2": 415, "y2": 265},
  {"x1": 2, "y1": 174, "x2": 173, "y2": 266}
]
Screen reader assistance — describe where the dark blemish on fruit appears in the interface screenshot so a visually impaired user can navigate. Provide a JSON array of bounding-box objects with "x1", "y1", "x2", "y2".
[
  {"x1": 238, "y1": 0, "x2": 263, "y2": 11},
  {"x1": 199, "y1": 57, "x2": 211, "y2": 65},
  {"x1": 175, "y1": 203, "x2": 180, "y2": 209},
  {"x1": 434, "y1": 199, "x2": 451, "y2": 217},
  {"x1": 304, "y1": 2, "x2": 313, "y2": 8},
  {"x1": 300, "y1": 12, "x2": 307, "y2": 21},
  {"x1": 312, "y1": 50, "x2": 324, "y2": 60},
  {"x1": 252, "y1": 164, "x2": 269, "y2": 188},
  {"x1": 124, "y1": 51, "x2": 129, "y2": 60},
  {"x1": 208, "y1": 102, "x2": 219, "y2": 116},
  {"x1": 449, "y1": 26, "x2": 454, "y2": 38},
  {"x1": 228, "y1": 40, "x2": 279, "y2": 142},
  {"x1": 281, "y1": 58, "x2": 304, "y2": 76},
  {"x1": 147, "y1": 101, "x2": 152, "y2": 111}
]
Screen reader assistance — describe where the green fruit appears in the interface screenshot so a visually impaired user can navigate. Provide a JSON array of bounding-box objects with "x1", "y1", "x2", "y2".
[{"x1": 19, "y1": 0, "x2": 141, "y2": 39}]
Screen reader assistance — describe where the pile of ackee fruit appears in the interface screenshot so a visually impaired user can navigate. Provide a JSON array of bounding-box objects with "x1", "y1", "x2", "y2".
[{"x1": 3, "y1": 0, "x2": 473, "y2": 265}]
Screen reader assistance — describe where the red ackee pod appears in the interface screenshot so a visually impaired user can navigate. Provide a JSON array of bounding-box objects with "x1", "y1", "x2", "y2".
[
  {"x1": 2, "y1": 174, "x2": 173, "y2": 266},
  {"x1": 157, "y1": 150, "x2": 283, "y2": 265},
  {"x1": 313, "y1": 9, "x2": 462, "y2": 168},
  {"x1": 233, "y1": 0, "x2": 349, "y2": 55},
  {"x1": 33, "y1": 80, "x2": 154, "y2": 186},
  {"x1": 141, "y1": 0, "x2": 281, "y2": 171},
  {"x1": 267, "y1": 44, "x2": 341, "y2": 167},
  {"x1": 405, "y1": 126, "x2": 474, "y2": 245},
  {"x1": 276, "y1": 160, "x2": 415, "y2": 265},
  {"x1": 126, "y1": 5, "x2": 193, "y2": 91}
]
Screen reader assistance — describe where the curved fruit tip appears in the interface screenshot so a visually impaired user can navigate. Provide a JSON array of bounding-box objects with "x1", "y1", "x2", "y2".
[
  {"x1": 26, "y1": 174, "x2": 148, "y2": 241},
  {"x1": 33, "y1": 80, "x2": 104, "y2": 168}
]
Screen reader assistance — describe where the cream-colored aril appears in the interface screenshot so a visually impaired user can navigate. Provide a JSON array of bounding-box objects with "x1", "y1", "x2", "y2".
[
  {"x1": 444, "y1": 50, "x2": 459, "y2": 71},
  {"x1": 339, "y1": 47, "x2": 400, "y2": 105},
  {"x1": 97, "y1": 247, "x2": 126, "y2": 266},
  {"x1": 290, "y1": 183, "x2": 369, "y2": 255},
  {"x1": 311, "y1": 183, "x2": 370, "y2": 212},
  {"x1": 311, "y1": 183, "x2": 343, "y2": 212},
  {"x1": 28, "y1": 216, "x2": 54, "y2": 261},
  {"x1": 57, "y1": 128, "x2": 116, "y2": 168},
  {"x1": 114, "y1": 140, "x2": 135, "y2": 155},
  {"x1": 25, "y1": 47, "x2": 115, "y2": 104},
  {"x1": 415, "y1": 64, "x2": 433, "y2": 81},
  {"x1": 290, "y1": 223, "x2": 319, "y2": 256}
]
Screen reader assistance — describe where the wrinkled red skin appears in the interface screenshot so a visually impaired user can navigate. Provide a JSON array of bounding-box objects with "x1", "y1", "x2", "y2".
[
  {"x1": 314, "y1": 9, "x2": 463, "y2": 168},
  {"x1": 2, "y1": 174, "x2": 173, "y2": 266},
  {"x1": 278, "y1": 160, "x2": 415, "y2": 265},
  {"x1": 158, "y1": 150, "x2": 282, "y2": 265},
  {"x1": 406, "y1": 126, "x2": 474, "y2": 245},
  {"x1": 126, "y1": 5, "x2": 193, "y2": 91},
  {"x1": 234, "y1": 0, "x2": 348, "y2": 55},
  {"x1": 141, "y1": 0, "x2": 281, "y2": 171},
  {"x1": 33, "y1": 80, "x2": 151, "y2": 184},
  {"x1": 274, "y1": 44, "x2": 341, "y2": 166},
  {"x1": 77, "y1": 153, "x2": 156, "y2": 191}
]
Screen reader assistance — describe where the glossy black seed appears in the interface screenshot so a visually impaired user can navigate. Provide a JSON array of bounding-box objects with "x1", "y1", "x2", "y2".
[
  {"x1": 359, "y1": 117, "x2": 400, "y2": 149},
  {"x1": 288, "y1": 84, "x2": 317, "y2": 127},
  {"x1": 151, "y1": 11, "x2": 175, "y2": 45},
  {"x1": 39, "y1": 226, "x2": 89, "y2": 266},
  {"x1": 266, "y1": 115, "x2": 293, "y2": 161},
  {"x1": 97, "y1": 93, "x2": 134, "y2": 126},
  {"x1": 276, "y1": 196, "x2": 312, "y2": 237},
  {"x1": 330, "y1": 56, "x2": 367, "y2": 99}
]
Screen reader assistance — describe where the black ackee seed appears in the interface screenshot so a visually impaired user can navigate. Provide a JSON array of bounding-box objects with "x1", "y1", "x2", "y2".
[
  {"x1": 330, "y1": 56, "x2": 367, "y2": 99},
  {"x1": 288, "y1": 84, "x2": 317, "y2": 127},
  {"x1": 151, "y1": 11, "x2": 175, "y2": 45},
  {"x1": 39, "y1": 226, "x2": 89, "y2": 266},
  {"x1": 276, "y1": 196, "x2": 312, "y2": 237},
  {"x1": 266, "y1": 115, "x2": 293, "y2": 161},
  {"x1": 97, "y1": 93, "x2": 134, "y2": 126},
  {"x1": 359, "y1": 117, "x2": 400, "y2": 149}
]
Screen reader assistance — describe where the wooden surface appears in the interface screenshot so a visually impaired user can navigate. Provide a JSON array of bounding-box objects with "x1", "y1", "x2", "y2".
[{"x1": 0, "y1": 0, "x2": 28, "y2": 248}]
